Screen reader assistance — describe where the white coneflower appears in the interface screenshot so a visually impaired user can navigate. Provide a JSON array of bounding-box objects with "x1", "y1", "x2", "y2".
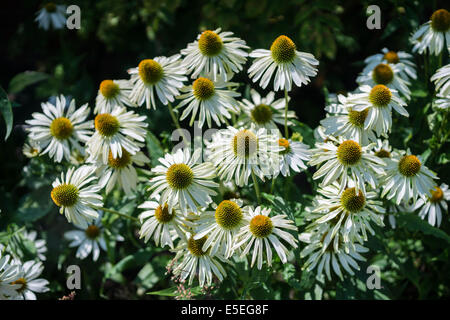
[
  {"x1": 321, "y1": 94, "x2": 377, "y2": 145},
  {"x1": 25, "y1": 95, "x2": 92, "y2": 163},
  {"x1": 22, "y1": 139, "x2": 41, "y2": 158},
  {"x1": 10, "y1": 260, "x2": 49, "y2": 300},
  {"x1": 310, "y1": 137, "x2": 385, "y2": 194},
  {"x1": 93, "y1": 147, "x2": 150, "y2": 195},
  {"x1": 138, "y1": 198, "x2": 190, "y2": 249},
  {"x1": 86, "y1": 106, "x2": 147, "y2": 164},
  {"x1": 233, "y1": 206, "x2": 298, "y2": 270},
  {"x1": 23, "y1": 231, "x2": 47, "y2": 262},
  {"x1": 300, "y1": 230, "x2": 368, "y2": 281},
  {"x1": 128, "y1": 54, "x2": 187, "y2": 109},
  {"x1": 0, "y1": 253, "x2": 20, "y2": 300},
  {"x1": 65, "y1": 215, "x2": 121, "y2": 261},
  {"x1": 413, "y1": 183, "x2": 449, "y2": 227},
  {"x1": 431, "y1": 63, "x2": 450, "y2": 97},
  {"x1": 50, "y1": 165, "x2": 103, "y2": 228},
  {"x1": 248, "y1": 35, "x2": 319, "y2": 91},
  {"x1": 239, "y1": 89, "x2": 296, "y2": 130},
  {"x1": 434, "y1": 94, "x2": 450, "y2": 110},
  {"x1": 193, "y1": 199, "x2": 247, "y2": 258},
  {"x1": 411, "y1": 9, "x2": 450, "y2": 56},
  {"x1": 344, "y1": 85, "x2": 408, "y2": 136},
  {"x1": 172, "y1": 234, "x2": 228, "y2": 286},
  {"x1": 206, "y1": 125, "x2": 282, "y2": 186},
  {"x1": 94, "y1": 79, "x2": 134, "y2": 114},
  {"x1": 363, "y1": 48, "x2": 417, "y2": 81},
  {"x1": 313, "y1": 182, "x2": 385, "y2": 244},
  {"x1": 276, "y1": 138, "x2": 310, "y2": 177},
  {"x1": 35, "y1": 3, "x2": 66, "y2": 30},
  {"x1": 177, "y1": 75, "x2": 240, "y2": 128},
  {"x1": 381, "y1": 152, "x2": 438, "y2": 205},
  {"x1": 181, "y1": 28, "x2": 249, "y2": 81},
  {"x1": 357, "y1": 63, "x2": 411, "y2": 99},
  {"x1": 149, "y1": 148, "x2": 218, "y2": 214}
]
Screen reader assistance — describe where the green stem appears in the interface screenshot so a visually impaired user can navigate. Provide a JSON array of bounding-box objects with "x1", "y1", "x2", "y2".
[
  {"x1": 251, "y1": 170, "x2": 261, "y2": 203},
  {"x1": 168, "y1": 102, "x2": 189, "y2": 147},
  {"x1": 92, "y1": 206, "x2": 139, "y2": 223},
  {"x1": 270, "y1": 178, "x2": 276, "y2": 194},
  {"x1": 284, "y1": 89, "x2": 289, "y2": 138}
]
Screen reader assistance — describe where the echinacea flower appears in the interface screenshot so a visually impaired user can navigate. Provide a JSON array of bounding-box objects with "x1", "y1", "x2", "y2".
[
  {"x1": 411, "y1": 9, "x2": 450, "y2": 56},
  {"x1": 35, "y1": 3, "x2": 66, "y2": 30},
  {"x1": 239, "y1": 89, "x2": 296, "y2": 130},
  {"x1": 431, "y1": 63, "x2": 450, "y2": 97},
  {"x1": 206, "y1": 125, "x2": 282, "y2": 186},
  {"x1": 149, "y1": 148, "x2": 218, "y2": 214},
  {"x1": 172, "y1": 234, "x2": 228, "y2": 286},
  {"x1": 86, "y1": 106, "x2": 148, "y2": 164},
  {"x1": 381, "y1": 152, "x2": 438, "y2": 205},
  {"x1": 177, "y1": 76, "x2": 240, "y2": 128},
  {"x1": 363, "y1": 48, "x2": 417, "y2": 81},
  {"x1": 50, "y1": 165, "x2": 103, "y2": 228},
  {"x1": 181, "y1": 28, "x2": 249, "y2": 81},
  {"x1": 233, "y1": 206, "x2": 298, "y2": 269},
  {"x1": 26, "y1": 95, "x2": 92, "y2": 163},
  {"x1": 0, "y1": 253, "x2": 20, "y2": 300},
  {"x1": 413, "y1": 183, "x2": 449, "y2": 227},
  {"x1": 95, "y1": 79, "x2": 134, "y2": 114},
  {"x1": 22, "y1": 139, "x2": 41, "y2": 158},
  {"x1": 128, "y1": 54, "x2": 187, "y2": 109},
  {"x1": 276, "y1": 138, "x2": 310, "y2": 177},
  {"x1": 10, "y1": 260, "x2": 49, "y2": 300},
  {"x1": 248, "y1": 35, "x2": 319, "y2": 91}
]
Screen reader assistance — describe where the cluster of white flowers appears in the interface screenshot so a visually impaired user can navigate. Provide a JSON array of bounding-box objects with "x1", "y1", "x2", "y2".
[
  {"x1": 300, "y1": 8, "x2": 450, "y2": 279},
  {"x1": 19, "y1": 8, "x2": 450, "y2": 294}
]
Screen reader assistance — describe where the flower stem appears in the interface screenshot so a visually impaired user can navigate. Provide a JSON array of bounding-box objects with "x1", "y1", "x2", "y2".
[
  {"x1": 168, "y1": 102, "x2": 189, "y2": 147},
  {"x1": 92, "y1": 206, "x2": 139, "y2": 223},
  {"x1": 251, "y1": 170, "x2": 262, "y2": 203},
  {"x1": 284, "y1": 88, "x2": 289, "y2": 138}
]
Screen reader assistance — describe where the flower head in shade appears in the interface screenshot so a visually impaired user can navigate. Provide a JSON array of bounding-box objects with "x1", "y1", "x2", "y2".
[
  {"x1": 22, "y1": 139, "x2": 41, "y2": 158},
  {"x1": 276, "y1": 138, "x2": 310, "y2": 177},
  {"x1": 128, "y1": 54, "x2": 187, "y2": 109},
  {"x1": 181, "y1": 28, "x2": 249, "y2": 81},
  {"x1": 344, "y1": 85, "x2": 408, "y2": 136},
  {"x1": 310, "y1": 136, "x2": 385, "y2": 194},
  {"x1": 0, "y1": 252, "x2": 20, "y2": 300},
  {"x1": 149, "y1": 148, "x2": 218, "y2": 214},
  {"x1": 50, "y1": 165, "x2": 103, "y2": 228},
  {"x1": 411, "y1": 9, "x2": 450, "y2": 56},
  {"x1": 431, "y1": 63, "x2": 450, "y2": 97},
  {"x1": 35, "y1": 3, "x2": 66, "y2": 30},
  {"x1": 357, "y1": 63, "x2": 411, "y2": 99},
  {"x1": 300, "y1": 230, "x2": 369, "y2": 281},
  {"x1": 206, "y1": 125, "x2": 282, "y2": 186},
  {"x1": 95, "y1": 79, "x2": 134, "y2": 114},
  {"x1": 86, "y1": 106, "x2": 147, "y2": 164},
  {"x1": 363, "y1": 48, "x2": 417, "y2": 81},
  {"x1": 26, "y1": 95, "x2": 92, "y2": 163},
  {"x1": 172, "y1": 234, "x2": 228, "y2": 287},
  {"x1": 93, "y1": 146, "x2": 150, "y2": 195},
  {"x1": 413, "y1": 183, "x2": 449, "y2": 227},
  {"x1": 64, "y1": 214, "x2": 122, "y2": 261},
  {"x1": 138, "y1": 197, "x2": 191, "y2": 249},
  {"x1": 239, "y1": 89, "x2": 296, "y2": 130},
  {"x1": 233, "y1": 206, "x2": 298, "y2": 270},
  {"x1": 320, "y1": 94, "x2": 377, "y2": 145},
  {"x1": 381, "y1": 152, "x2": 438, "y2": 205},
  {"x1": 177, "y1": 75, "x2": 240, "y2": 128},
  {"x1": 10, "y1": 260, "x2": 49, "y2": 300},
  {"x1": 248, "y1": 35, "x2": 319, "y2": 91}
]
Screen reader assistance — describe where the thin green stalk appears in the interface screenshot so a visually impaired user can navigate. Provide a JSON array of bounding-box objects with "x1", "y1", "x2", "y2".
[
  {"x1": 168, "y1": 102, "x2": 189, "y2": 147},
  {"x1": 270, "y1": 178, "x2": 276, "y2": 194},
  {"x1": 251, "y1": 170, "x2": 262, "y2": 203},
  {"x1": 284, "y1": 88, "x2": 289, "y2": 138},
  {"x1": 92, "y1": 206, "x2": 139, "y2": 223}
]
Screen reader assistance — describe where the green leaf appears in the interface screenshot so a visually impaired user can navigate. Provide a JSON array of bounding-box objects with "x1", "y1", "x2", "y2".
[
  {"x1": 396, "y1": 213, "x2": 450, "y2": 245},
  {"x1": 13, "y1": 186, "x2": 53, "y2": 223},
  {"x1": 0, "y1": 87, "x2": 13, "y2": 141},
  {"x1": 146, "y1": 131, "x2": 164, "y2": 166},
  {"x1": 290, "y1": 119, "x2": 315, "y2": 147},
  {"x1": 8, "y1": 71, "x2": 49, "y2": 94},
  {"x1": 147, "y1": 286, "x2": 178, "y2": 296}
]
